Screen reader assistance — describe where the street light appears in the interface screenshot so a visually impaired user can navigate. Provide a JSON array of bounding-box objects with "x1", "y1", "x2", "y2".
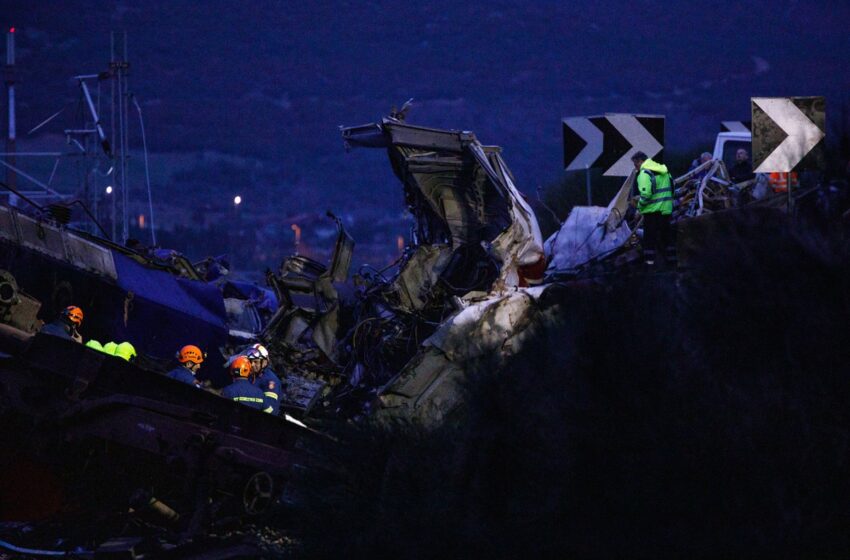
[
  {"x1": 234, "y1": 195, "x2": 242, "y2": 206},
  {"x1": 105, "y1": 185, "x2": 113, "y2": 194}
]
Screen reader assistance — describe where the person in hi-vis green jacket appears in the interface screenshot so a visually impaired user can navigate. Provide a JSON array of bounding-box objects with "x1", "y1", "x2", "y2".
[{"x1": 632, "y1": 151, "x2": 674, "y2": 265}]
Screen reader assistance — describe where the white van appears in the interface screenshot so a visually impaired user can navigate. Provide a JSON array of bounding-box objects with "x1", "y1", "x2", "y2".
[{"x1": 712, "y1": 131, "x2": 752, "y2": 170}]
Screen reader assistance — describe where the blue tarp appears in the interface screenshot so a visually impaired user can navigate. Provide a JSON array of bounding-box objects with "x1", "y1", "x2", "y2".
[
  {"x1": 113, "y1": 252, "x2": 227, "y2": 329},
  {"x1": 107, "y1": 252, "x2": 230, "y2": 385}
]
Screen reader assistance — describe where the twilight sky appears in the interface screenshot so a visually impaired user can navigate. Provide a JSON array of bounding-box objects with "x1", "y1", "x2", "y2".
[{"x1": 4, "y1": 1, "x2": 849, "y2": 266}]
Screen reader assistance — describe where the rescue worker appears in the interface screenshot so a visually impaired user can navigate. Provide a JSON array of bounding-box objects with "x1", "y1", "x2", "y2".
[
  {"x1": 768, "y1": 171, "x2": 800, "y2": 193},
  {"x1": 688, "y1": 151, "x2": 712, "y2": 173},
  {"x1": 632, "y1": 152, "x2": 674, "y2": 266},
  {"x1": 248, "y1": 344, "x2": 282, "y2": 415},
  {"x1": 113, "y1": 341, "x2": 137, "y2": 362},
  {"x1": 167, "y1": 345, "x2": 204, "y2": 386},
  {"x1": 729, "y1": 148, "x2": 755, "y2": 184},
  {"x1": 221, "y1": 356, "x2": 270, "y2": 412},
  {"x1": 40, "y1": 305, "x2": 84, "y2": 343}
]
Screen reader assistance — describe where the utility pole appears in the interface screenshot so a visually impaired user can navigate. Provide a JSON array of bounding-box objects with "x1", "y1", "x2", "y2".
[
  {"x1": 110, "y1": 31, "x2": 130, "y2": 244},
  {"x1": 4, "y1": 27, "x2": 16, "y2": 193}
]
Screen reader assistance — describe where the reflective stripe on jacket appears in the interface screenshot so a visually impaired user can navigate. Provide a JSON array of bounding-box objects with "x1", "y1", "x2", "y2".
[
  {"x1": 221, "y1": 379, "x2": 269, "y2": 412},
  {"x1": 253, "y1": 368, "x2": 283, "y2": 414},
  {"x1": 636, "y1": 159, "x2": 674, "y2": 215},
  {"x1": 768, "y1": 172, "x2": 799, "y2": 192}
]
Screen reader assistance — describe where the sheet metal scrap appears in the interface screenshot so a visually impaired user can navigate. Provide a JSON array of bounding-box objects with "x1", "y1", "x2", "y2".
[
  {"x1": 342, "y1": 113, "x2": 545, "y2": 290},
  {"x1": 545, "y1": 173, "x2": 639, "y2": 276},
  {"x1": 672, "y1": 159, "x2": 760, "y2": 220},
  {"x1": 378, "y1": 287, "x2": 548, "y2": 425},
  {"x1": 262, "y1": 212, "x2": 354, "y2": 412}
]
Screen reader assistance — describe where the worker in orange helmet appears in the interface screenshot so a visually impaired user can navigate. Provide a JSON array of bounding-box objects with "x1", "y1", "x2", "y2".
[
  {"x1": 166, "y1": 344, "x2": 205, "y2": 387},
  {"x1": 221, "y1": 356, "x2": 270, "y2": 412},
  {"x1": 40, "y1": 305, "x2": 84, "y2": 343}
]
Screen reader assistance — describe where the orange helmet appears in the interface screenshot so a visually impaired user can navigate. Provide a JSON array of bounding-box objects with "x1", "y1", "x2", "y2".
[
  {"x1": 230, "y1": 356, "x2": 252, "y2": 378},
  {"x1": 177, "y1": 345, "x2": 205, "y2": 364},
  {"x1": 63, "y1": 306, "x2": 84, "y2": 326}
]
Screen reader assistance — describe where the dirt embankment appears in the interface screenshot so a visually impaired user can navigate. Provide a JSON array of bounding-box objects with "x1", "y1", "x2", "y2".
[{"x1": 292, "y1": 210, "x2": 850, "y2": 559}]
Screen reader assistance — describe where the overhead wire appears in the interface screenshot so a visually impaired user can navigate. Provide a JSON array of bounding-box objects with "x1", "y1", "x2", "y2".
[{"x1": 132, "y1": 94, "x2": 157, "y2": 246}]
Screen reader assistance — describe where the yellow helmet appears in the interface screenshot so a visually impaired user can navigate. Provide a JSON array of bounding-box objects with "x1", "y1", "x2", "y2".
[{"x1": 114, "y1": 342, "x2": 137, "y2": 362}]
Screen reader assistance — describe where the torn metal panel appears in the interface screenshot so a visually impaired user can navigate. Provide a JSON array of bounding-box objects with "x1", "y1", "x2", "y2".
[
  {"x1": 378, "y1": 347, "x2": 465, "y2": 423},
  {"x1": 482, "y1": 149, "x2": 545, "y2": 287},
  {"x1": 424, "y1": 289, "x2": 541, "y2": 362},
  {"x1": 224, "y1": 297, "x2": 263, "y2": 338},
  {"x1": 340, "y1": 122, "x2": 387, "y2": 149},
  {"x1": 326, "y1": 217, "x2": 355, "y2": 284},
  {"x1": 340, "y1": 115, "x2": 545, "y2": 289},
  {"x1": 545, "y1": 173, "x2": 636, "y2": 274},
  {"x1": 0, "y1": 206, "x2": 117, "y2": 280},
  {"x1": 263, "y1": 214, "x2": 354, "y2": 370},
  {"x1": 311, "y1": 303, "x2": 340, "y2": 359},
  {"x1": 605, "y1": 169, "x2": 637, "y2": 230},
  {"x1": 378, "y1": 288, "x2": 546, "y2": 425},
  {"x1": 545, "y1": 207, "x2": 633, "y2": 272},
  {"x1": 386, "y1": 244, "x2": 453, "y2": 312}
]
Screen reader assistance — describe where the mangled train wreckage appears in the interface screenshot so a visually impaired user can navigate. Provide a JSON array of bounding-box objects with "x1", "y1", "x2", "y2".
[
  {"x1": 0, "y1": 112, "x2": 553, "y2": 550},
  {"x1": 259, "y1": 113, "x2": 548, "y2": 422},
  {"x1": 0, "y1": 107, "x2": 805, "y2": 552}
]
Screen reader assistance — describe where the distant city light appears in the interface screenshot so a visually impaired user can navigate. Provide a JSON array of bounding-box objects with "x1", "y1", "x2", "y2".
[
  {"x1": 138, "y1": 214, "x2": 146, "y2": 228},
  {"x1": 105, "y1": 185, "x2": 113, "y2": 194},
  {"x1": 291, "y1": 224, "x2": 301, "y2": 255},
  {"x1": 234, "y1": 195, "x2": 242, "y2": 205}
]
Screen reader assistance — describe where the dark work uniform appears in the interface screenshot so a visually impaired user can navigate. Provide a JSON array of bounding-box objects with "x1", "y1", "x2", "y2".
[
  {"x1": 167, "y1": 366, "x2": 198, "y2": 386},
  {"x1": 729, "y1": 160, "x2": 755, "y2": 184},
  {"x1": 40, "y1": 320, "x2": 79, "y2": 342},
  {"x1": 221, "y1": 378, "x2": 268, "y2": 411},
  {"x1": 253, "y1": 367, "x2": 283, "y2": 415}
]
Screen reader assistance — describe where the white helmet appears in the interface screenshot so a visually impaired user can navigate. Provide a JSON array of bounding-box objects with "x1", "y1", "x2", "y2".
[{"x1": 252, "y1": 343, "x2": 269, "y2": 359}]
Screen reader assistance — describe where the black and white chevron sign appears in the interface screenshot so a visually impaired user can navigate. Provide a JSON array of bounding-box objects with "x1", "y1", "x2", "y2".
[
  {"x1": 563, "y1": 114, "x2": 664, "y2": 177},
  {"x1": 751, "y1": 97, "x2": 825, "y2": 173}
]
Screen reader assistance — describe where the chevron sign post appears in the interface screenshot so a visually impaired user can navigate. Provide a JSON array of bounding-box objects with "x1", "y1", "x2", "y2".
[
  {"x1": 563, "y1": 113, "x2": 665, "y2": 177},
  {"x1": 752, "y1": 97, "x2": 825, "y2": 211}
]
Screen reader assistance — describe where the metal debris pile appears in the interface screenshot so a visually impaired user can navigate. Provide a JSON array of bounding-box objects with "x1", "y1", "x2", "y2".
[
  {"x1": 672, "y1": 159, "x2": 748, "y2": 219},
  {"x1": 260, "y1": 114, "x2": 546, "y2": 423},
  {"x1": 670, "y1": 158, "x2": 805, "y2": 221}
]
